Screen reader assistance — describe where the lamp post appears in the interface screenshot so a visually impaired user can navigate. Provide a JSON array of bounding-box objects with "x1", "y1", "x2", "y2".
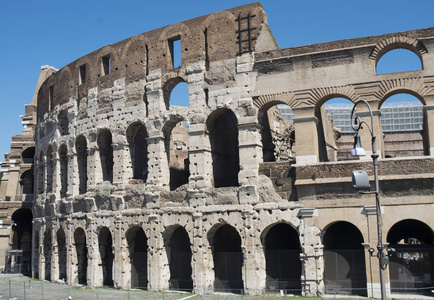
[{"x1": 350, "y1": 100, "x2": 387, "y2": 300}]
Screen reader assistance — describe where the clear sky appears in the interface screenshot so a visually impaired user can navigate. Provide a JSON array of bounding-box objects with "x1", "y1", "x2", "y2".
[{"x1": 0, "y1": 0, "x2": 433, "y2": 167}]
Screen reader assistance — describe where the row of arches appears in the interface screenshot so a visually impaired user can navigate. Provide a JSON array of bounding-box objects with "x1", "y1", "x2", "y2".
[{"x1": 34, "y1": 218, "x2": 434, "y2": 295}]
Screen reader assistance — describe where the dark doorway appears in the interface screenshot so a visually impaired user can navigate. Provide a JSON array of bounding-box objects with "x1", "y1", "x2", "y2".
[
  {"x1": 323, "y1": 222, "x2": 367, "y2": 296},
  {"x1": 44, "y1": 230, "x2": 52, "y2": 281},
  {"x1": 167, "y1": 227, "x2": 193, "y2": 291},
  {"x1": 207, "y1": 110, "x2": 239, "y2": 188},
  {"x1": 99, "y1": 227, "x2": 114, "y2": 286},
  {"x1": 264, "y1": 223, "x2": 301, "y2": 293},
  {"x1": 10, "y1": 208, "x2": 32, "y2": 275},
  {"x1": 127, "y1": 227, "x2": 148, "y2": 289},
  {"x1": 74, "y1": 228, "x2": 87, "y2": 285},
  {"x1": 211, "y1": 224, "x2": 244, "y2": 293},
  {"x1": 387, "y1": 219, "x2": 434, "y2": 296},
  {"x1": 57, "y1": 228, "x2": 67, "y2": 281},
  {"x1": 98, "y1": 130, "x2": 114, "y2": 183}
]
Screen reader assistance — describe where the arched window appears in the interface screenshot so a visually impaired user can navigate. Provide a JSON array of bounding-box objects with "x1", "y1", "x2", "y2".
[
  {"x1": 259, "y1": 103, "x2": 295, "y2": 162},
  {"x1": 57, "y1": 228, "x2": 67, "y2": 281},
  {"x1": 76, "y1": 136, "x2": 88, "y2": 194},
  {"x1": 59, "y1": 144, "x2": 68, "y2": 198},
  {"x1": 126, "y1": 123, "x2": 149, "y2": 182},
  {"x1": 97, "y1": 130, "x2": 114, "y2": 183},
  {"x1": 207, "y1": 109, "x2": 239, "y2": 188},
  {"x1": 99, "y1": 227, "x2": 114, "y2": 286},
  {"x1": 21, "y1": 147, "x2": 35, "y2": 164},
  {"x1": 380, "y1": 93, "x2": 425, "y2": 157},
  {"x1": 126, "y1": 227, "x2": 148, "y2": 289},
  {"x1": 316, "y1": 98, "x2": 354, "y2": 162},
  {"x1": 74, "y1": 228, "x2": 87, "y2": 285},
  {"x1": 377, "y1": 49, "x2": 422, "y2": 74},
  {"x1": 164, "y1": 119, "x2": 190, "y2": 191},
  {"x1": 163, "y1": 78, "x2": 189, "y2": 109}
]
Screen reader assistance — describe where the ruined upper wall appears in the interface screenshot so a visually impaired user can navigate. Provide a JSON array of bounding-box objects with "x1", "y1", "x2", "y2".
[{"x1": 37, "y1": 2, "x2": 272, "y2": 120}]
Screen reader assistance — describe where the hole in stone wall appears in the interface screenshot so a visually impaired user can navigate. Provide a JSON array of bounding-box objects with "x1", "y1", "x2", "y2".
[
  {"x1": 102, "y1": 55, "x2": 111, "y2": 75},
  {"x1": 127, "y1": 123, "x2": 149, "y2": 182},
  {"x1": 167, "y1": 227, "x2": 193, "y2": 291},
  {"x1": 57, "y1": 228, "x2": 67, "y2": 281},
  {"x1": 44, "y1": 229, "x2": 52, "y2": 281},
  {"x1": 98, "y1": 130, "x2": 114, "y2": 183},
  {"x1": 99, "y1": 227, "x2": 114, "y2": 287},
  {"x1": 76, "y1": 136, "x2": 88, "y2": 194},
  {"x1": 59, "y1": 144, "x2": 68, "y2": 198},
  {"x1": 74, "y1": 228, "x2": 87, "y2": 285},
  {"x1": 127, "y1": 227, "x2": 148, "y2": 289},
  {"x1": 377, "y1": 48, "x2": 422, "y2": 74},
  {"x1": 207, "y1": 109, "x2": 239, "y2": 188}
]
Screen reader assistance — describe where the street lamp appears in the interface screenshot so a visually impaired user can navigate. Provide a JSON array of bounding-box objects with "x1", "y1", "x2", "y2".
[{"x1": 350, "y1": 100, "x2": 387, "y2": 300}]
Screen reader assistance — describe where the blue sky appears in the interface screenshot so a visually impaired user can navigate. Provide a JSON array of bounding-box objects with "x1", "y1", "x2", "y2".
[{"x1": 0, "y1": 0, "x2": 433, "y2": 167}]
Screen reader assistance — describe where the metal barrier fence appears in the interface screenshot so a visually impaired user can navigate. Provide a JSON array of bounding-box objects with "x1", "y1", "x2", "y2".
[{"x1": 1, "y1": 275, "x2": 434, "y2": 299}]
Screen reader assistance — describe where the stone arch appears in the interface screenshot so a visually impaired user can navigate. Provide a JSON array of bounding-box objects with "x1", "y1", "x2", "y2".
[
  {"x1": 206, "y1": 108, "x2": 240, "y2": 188},
  {"x1": 98, "y1": 45, "x2": 118, "y2": 74},
  {"x1": 369, "y1": 36, "x2": 428, "y2": 65},
  {"x1": 322, "y1": 221, "x2": 367, "y2": 296},
  {"x1": 313, "y1": 93, "x2": 356, "y2": 162},
  {"x1": 21, "y1": 146, "x2": 35, "y2": 164},
  {"x1": 260, "y1": 222, "x2": 302, "y2": 293},
  {"x1": 377, "y1": 81, "x2": 427, "y2": 107},
  {"x1": 97, "y1": 129, "x2": 114, "y2": 183},
  {"x1": 58, "y1": 143, "x2": 68, "y2": 198},
  {"x1": 75, "y1": 135, "x2": 88, "y2": 194},
  {"x1": 10, "y1": 208, "x2": 33, "y2": 275},
  {"x1": 159, "y1": 22, "x2": 192, "y2": 69},
  {"x1": 387, "y1": 219, "x2": 434, "y2": 295},
  {"x1": 20, "y1": 170, "x2": 34, "y2": 196},
  {"x1": 162, "y1": 116, "x2": 190, "y2": 190},
  {"x1": 208, "y1": 223, "x2": 244, "y2": 293},
  {"x1": 98, "y1": 226, "x2": 114, "y2": 286},
  {"x1": 56, "y1": 227, "x2": 67, "y2": 281},
  {"x1": 162, "y1": 225, "x2": 193, "y2": 291},
  {"x1": 126, "y1": 121, "x2": 149, "y2": 181},
  {"x1": 73, "y1": 227, "x2": 87, "y2": 285},
  {"x1": 162, "y1": 76, "x2": 188, "y2": 109},
  {"x1": 43, "y1": 229, "x2": 52, "y2": 281},
  {"x1": 126, "y1": 225, "x2": 148, "y2": 289}
]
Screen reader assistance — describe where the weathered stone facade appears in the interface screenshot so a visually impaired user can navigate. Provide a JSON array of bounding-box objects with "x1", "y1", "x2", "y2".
[{"x1": 1, "y1": 2, "x2": 433, "y2": 298}]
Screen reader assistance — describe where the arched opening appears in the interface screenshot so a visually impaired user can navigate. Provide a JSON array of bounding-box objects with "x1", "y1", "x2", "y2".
[
  {"x1": 263, "y1": 223, "x2": 302, "y2": 293},
  {"x1": 207, "y1": 109, "x2": 239, "y2": 188},
  {"x1": 76, "y1": 136, "x2": 88, "y2": 194},
  {"x1": 380, "y1": 94, "x2": 425, "y2": 157},
  {"x1": 164, "y1": 119, "x2": 190, "y2": 191},
  {"x1": 58, "y1": 109, "x2": 69, "y2": 136},
  {"x1": 43, "y1": 229, "x2": 52, "y2": 281},
  {"x1": 376, "y1": 49, "x2": 422, "y2": 74},
  {"x1": 20, "y1": 170, "x2": 34, "y2": 201},
  {"x1": 21, "y1": 147, "x2": 35, "y2": 164},
  {"x1": 126, "y1": 123, "x2": 149, "y2": 182},
  {"x1": 37, "y1": 151, "x2": 44, "y2": 194},
  {"x1": 74, "y1": 228, "x2": 87, "y2": 285},
  {"x1": 99, "y1": 227, "x2": 114, "y2": 286},
  {"x1": 126, "y1": 227, "x2": 148, "y2": 289},
  {"x1": 165, "y1": 226, "x2": 193, "y2": 291},
  {"x1": 323, "y1": 221, "x2": 367, "y2": 296},
  {"x1": 46, "y1": 146, "x2": 53, "y2": 193},
  {"x1": 164, "y1": 79, "x2": 189, "y2": 109},
  {"x1": 9, "y1": 208, "x2": 32, "y2": 275},
  {"x1": 98, "y1": 129, "x2": 114, "y2": 183},
  {"x1": 387, "y1": 219, "x2": 434, "y2": 295},
  {"x1": 210, "y1": 224, "x2": 243, "y2": 293},
  {"x1": 260, "y1": 103, "x2": 295, "y2": 162},
  {"x1": 33, "y1": 231, "x2": 40, "y2": 278},
  {"x1": 59, "y1": 144, "x2": 68, "y2": 198},
  {"x1": 317, "y1": 98, "x2": 354, "y2": 162},
  {"x1": 57, "y1": 228, "x2": 67, "y2": 281}
]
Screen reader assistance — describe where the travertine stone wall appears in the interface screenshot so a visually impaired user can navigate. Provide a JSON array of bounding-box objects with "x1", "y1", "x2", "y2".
[{"x1": 4, "y1": 2, "x2": 429, "y2": 298}]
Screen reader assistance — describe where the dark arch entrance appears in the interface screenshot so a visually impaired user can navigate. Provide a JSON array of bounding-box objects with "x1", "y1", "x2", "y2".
[
  {"x1": 99, "y1": 227, "x2": 114, "y2": 286},
  {"x1": 43, "y1": 229, "x2": 52, "y2": 281},
  {"x1": 166, "y1": 227, "x2": 193, "y2": 291},
  {"x1": 9, "y1": 208, "x2": 32, "y2": 275},
  {"x1": 264, "y1": 223, "x2": 302, "y2": 293},
  {"x1": 323, "y1": 221, "x2": 367, "y2": 296},
  {"x1": 126, "y1": 227, "x2": 148, "y2": 289},
  {"x1": 387, "y1": 219, "x2": 434, "y2": 295},
  {"x1": 57, "y1": 228, "x2": 67, "y2": 281},
  {"x1": 74, "y1": 228, "x2": 87, "y2": 285},
  {"x1": 207, "y1": 110, "x2": 239, "y2": 188},
  {"x1": 210, "y1": 224, "x2": 243, "y2": 293}
]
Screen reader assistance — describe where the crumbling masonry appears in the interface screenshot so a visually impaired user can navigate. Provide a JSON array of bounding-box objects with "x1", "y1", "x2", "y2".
[{"x1": 1, "y1": 2, "x2": 434, "y2": 298}]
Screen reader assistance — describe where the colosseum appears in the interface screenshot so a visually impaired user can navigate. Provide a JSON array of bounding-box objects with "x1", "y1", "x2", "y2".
[{"x1": 0, "y1": 2, "x2": 433, "y2": 298}]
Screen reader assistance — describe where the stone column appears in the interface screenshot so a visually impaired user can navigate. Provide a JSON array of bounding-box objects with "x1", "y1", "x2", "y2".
[
  {"x1": 293, "y1": 110, "x2": 319, "y2": 165},
  {"x1": 66, "y1": 218, "x2": 74, "y2": 285},
  {"x1": 242, "y1": 209, "x2": 265, "y2": 294},
  {"x1": 362, "y1": 205, "x2": 390, "y2": 298},
  {"x1": 67, "y1": 153, "x2": 75, "y2": 198},
  {"x1": 52, "y1": 155, "x2": 61, "y2": 200},
  {"x1": 298, "y1": 208, "x2": 322, "y2": 296},
  {"x1": 188, "y1": 125, "x2": 212, "y2": 207},
  {"x1": 147, "y1": 214, "x2": 167, "y2": 290},
  {"x1": 424, "y1": 104, "x2": 434, "y2": 155},
  {"x1": 238, "y1": 119, "x2": 262, "y2": 205},
  {"x1": 113, "y1": 215, "x2": 122, "y2": 288},
  {"x1": 87, "y1": 218, "x2": 99, "y2": 287},
  {"x1": 51, "y1": 221, "x2": 59, "y2": 282},
  {"x1": 191, "y1": 212, "x2": 208, "y2": 293},
  {"x1": 38, "y1": 221, "x2": 46, "y2": 280}
]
